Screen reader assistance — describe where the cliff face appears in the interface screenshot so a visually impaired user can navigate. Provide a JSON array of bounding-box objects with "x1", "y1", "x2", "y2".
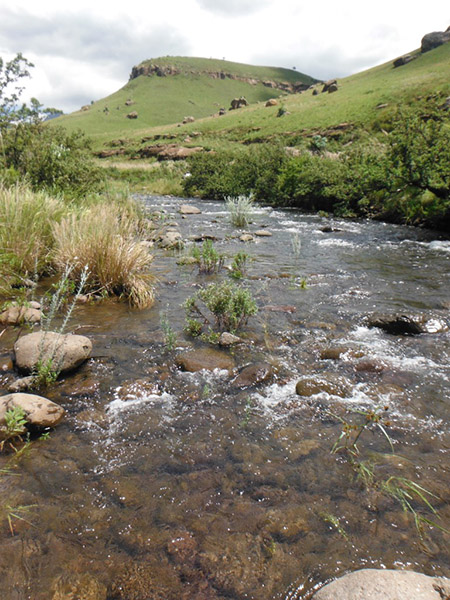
[{"x1": 129, "y1": 63, "x2": 311, "y2": 94}]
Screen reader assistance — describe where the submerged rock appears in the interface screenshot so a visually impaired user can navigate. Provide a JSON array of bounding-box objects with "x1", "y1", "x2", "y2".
[
  {"x1": 295, "y1": 375, "x2": 350, "y2": 398},
  {"x1": 368, "y1": 313, "x2": 448, "y2": 335},
  {"x1": 313, "y1": 569, "x2": 450, "y2": 600},
  {"x1": 176, "y1": 348, "x2": 235, "y2": 373},
  {"x1": 232, "y1": 362, "x2": 273, "y2": 388},
  {"x1": 14, "y1": 331, "x2": 92, "y2": 374},
  {"x1": 0, "y1": 392, "x2": 65, "y2": 436},
  {"x1": 52, "y1": 573, "x2": 107, "y2": 600}
]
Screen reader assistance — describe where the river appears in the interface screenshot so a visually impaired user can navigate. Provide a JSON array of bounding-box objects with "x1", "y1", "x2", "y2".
[{"x1": 0, "y1": 195, "x2": 449, "y2": 599}]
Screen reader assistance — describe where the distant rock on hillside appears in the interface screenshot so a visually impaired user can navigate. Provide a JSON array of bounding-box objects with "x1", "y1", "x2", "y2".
[{"x1": 421, "y1": 26, "x2": 450, "y2": 52}]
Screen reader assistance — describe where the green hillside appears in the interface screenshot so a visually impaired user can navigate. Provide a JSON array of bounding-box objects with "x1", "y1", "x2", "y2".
[{"x1": 55, "y1": 56, "x2": 316, "y2": 139}]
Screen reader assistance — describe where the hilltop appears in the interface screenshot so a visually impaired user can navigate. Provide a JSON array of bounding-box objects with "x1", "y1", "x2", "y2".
[{"x1": 55, "y1": 56, "x2": 317, "y2": 137}]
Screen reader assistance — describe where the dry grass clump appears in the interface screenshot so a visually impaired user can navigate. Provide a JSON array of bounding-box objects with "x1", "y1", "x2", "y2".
[
  {"x1": 51, "y1": 203, "x2": 156, "y2": 308},
  {"x1": 0, "y1": 184, "x2": 64, "y2": 275}
]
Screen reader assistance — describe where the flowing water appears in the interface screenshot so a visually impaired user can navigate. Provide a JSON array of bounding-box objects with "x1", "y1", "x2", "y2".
[{"x1": 0, "y1": 196, "x2": 449, "y2": 599}]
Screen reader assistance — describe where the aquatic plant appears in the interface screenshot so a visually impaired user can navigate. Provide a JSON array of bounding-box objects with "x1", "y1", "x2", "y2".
[
  {"x1": 330, "y1": 406, "x2": 448, "y2": 539},
  {"x1": 225, "y1": 194, "x2": 254, "y2": 228},
  {"x1": 160, "y1": 310, "x2": 177, "y2": 352},
  {"x1": 191, "y1": 239, "x2": 224, "y2": 274},
  {"x1": 0, "y1": 406, "x2": 27, "y2": 452},
  {"x1": 230, "y1": 251, "x2": 249, "y2": 280},
  {"x1": 184, "y1": 281, "x2": 258, "y2": 336}
]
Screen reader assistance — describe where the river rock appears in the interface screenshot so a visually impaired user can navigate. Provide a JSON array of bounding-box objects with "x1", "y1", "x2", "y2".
[
  {"x1": 176, "y1": 348, "x2": 235, "y2": 373},
  {"x1": 0, "y1": 393, "x2": 65, "y2": 435},
  {"x1": 158, "y1": 230, "x2": 183, "y2": 249},
  {"x1": 254, "y1": 230, "x2": 272, "y2": 237},
  {"x1": 312, "y1": 569, "x2": 450, "y2": 600},
  {"x1": 368, "y1": 313, "x2": 448, "y2": 335},
  {"x1": 0, "y1": 305, "x2": 41, "y2": 325},
  {"x1": 296, "y1": 375, "x2": 350, "y2": 398},
  {"x1": 7, "y1": 376, "x2": 35, "y2": 392},
  {"x1": 240, "y1": 234, "x2": 254, "y2": 242},
  {"x1": 52, "y1": 573, "x2": 107, "y2": 600},
  {"x1": 14, "y1": 331, "x2": 92, "y2": 374},
  {"x1": 219, "y1": 332, "x2": 243, "y2": 346},
  {"x1": 179, "y1": 204, "x2": 201, "y2": 214},
  {"x1": 232, "y1": 362, "x2": 273, "y2": 388}
]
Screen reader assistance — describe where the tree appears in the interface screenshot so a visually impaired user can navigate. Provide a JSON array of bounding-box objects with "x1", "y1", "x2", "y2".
[{"x1": 0, "y1": 53, "x2": 34, "y2": 131}]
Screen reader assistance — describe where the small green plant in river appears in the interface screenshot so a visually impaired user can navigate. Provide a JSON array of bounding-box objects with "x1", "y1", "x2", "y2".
[
  {"x1": 225, "y1": 194, "x2": 254, "y2": 228},
  {"x1": 320, "y1": 512, "x2": 348, "y2": 539},
  {"x1": 184, "y1": 281, "x2": 258, "y2": 336},
  {"x1": 230, "y1": 251, "x2": 249, "y2": 280},
  {"x1": 290, "y1": 232, "x2": 301, "y2": 258},
  {"x1": 0, "y1": 407, "x2": 28, "y2": 451},
  {"x1": 191, "y1": 239, "x2": 224, "y2": 274},
  {"x1": 330, "y1": 405, "x2": 448, "y2": 539},
  {"x1": 160, "y1": 310, "x2": 177, "y2": 352},
  {"x1": 239, "y1": 397, "x2": 255, "y2": 429}
]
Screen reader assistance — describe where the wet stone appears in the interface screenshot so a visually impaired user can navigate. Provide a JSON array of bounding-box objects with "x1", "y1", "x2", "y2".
[
  {"x1": 232, "y1": 362, "x2": 274, "y2": 388},
  {"x1": 319, "y1": 346, "x2": 349, "y2": 360},
  {"x1": 295, "y1": 375, "x2": 351, "y2": 398},
  {"x1": 51, "y1": 573, "x2": 107, "y2": 600},
  {"x1": 175, "y1": 348, "x2": 235, "y2": 373}
]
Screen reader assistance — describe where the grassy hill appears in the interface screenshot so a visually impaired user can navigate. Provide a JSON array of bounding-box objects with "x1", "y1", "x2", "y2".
[{"x1": 55, "y1": 56, "x2": 316, "y2": 140}]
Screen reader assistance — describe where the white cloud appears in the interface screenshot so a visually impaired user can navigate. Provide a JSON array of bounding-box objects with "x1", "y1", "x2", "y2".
[{"x1": 0, "y1": 0, "x2": 448, "y2": 112}]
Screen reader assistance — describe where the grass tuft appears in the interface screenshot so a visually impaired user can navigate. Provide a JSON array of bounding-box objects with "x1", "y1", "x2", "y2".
[{"x1": 51, "y1": 203, "x2": 156, "y2": 308}]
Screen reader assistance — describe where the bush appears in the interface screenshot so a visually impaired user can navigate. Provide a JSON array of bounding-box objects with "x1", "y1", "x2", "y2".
[
  {"x1": 184, "y1": 281, "x2": 257, "y2": 336},
  {"x1": 51, "y1": 203, "x2": 156, "y2": 307},
  {"x1": 226, "y1": 194, "x2": 254, "y2": 228},
  {"x1": 2, "y1": 125, "x2": 104, "y2": 198},
  {"x1": 183, "y1": 144, "x2": 287, "y2": 201}
]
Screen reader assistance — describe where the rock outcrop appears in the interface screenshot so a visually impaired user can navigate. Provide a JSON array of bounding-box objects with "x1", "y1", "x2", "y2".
[
  {"x1": 129, "y1": 63, "x2": 312, "y2": 94},
  {"x1": 313, "y1": 569, "x2": 450, "y2": 600},
  {"x1": 138, "y1": 144, "x2": 203, "y2": 160},
  {"x1": 421, "y1": 26, "x2": 450, "y2": 52}
]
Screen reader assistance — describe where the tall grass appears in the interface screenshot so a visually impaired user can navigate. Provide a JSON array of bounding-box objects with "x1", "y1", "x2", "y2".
[
  {"x1": 0, "y1": 184, "x2": 64, "y2": 275},
  {"x1": 51, "y1": 203, "x2": 156, "y2": 307},
  {"x1": 226, "y1": 194, "x2": 254, "y2": 228}
]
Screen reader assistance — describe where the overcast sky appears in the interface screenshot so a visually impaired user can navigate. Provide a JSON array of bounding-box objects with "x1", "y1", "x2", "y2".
[{"x1": 0, "y1": 0, "x2": 448, "y2": 113}]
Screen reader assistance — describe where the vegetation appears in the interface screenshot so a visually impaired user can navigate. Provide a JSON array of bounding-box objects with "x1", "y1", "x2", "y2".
[
  {"x1": 190, "y1": 239, "x2": 224, "y2": 274},
  {"x1": 0, "y1": 407, "x2": 27, "y2": 451},
  {"x1": 330, "y1": 405, "x2": 449, "y2": 539},
  {"x1": 184, "y1": 281, "x2": 258, "y2": 337},
  {"x1": 51, "y1": 204, "x2": 155, "y2": 308},
  {"x1": 226, "y1": 194, "x2": 254, "y2": 228}
]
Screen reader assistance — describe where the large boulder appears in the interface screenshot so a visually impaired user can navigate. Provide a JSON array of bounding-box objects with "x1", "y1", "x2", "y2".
[
  {"x1": 0, "y1": 393, "x2": 65, "y2": 436},
  {"x1": 231, "y1": 362, "x2": 273, "y2": 388},
  {"x1": 14, "y1": 332, "x2": 92, "y2": 375},
  {"x1": 313, "y1": 569, "x2": 450, "y2": 600},
  {"x1": 421, "y1": 27, "x2": 450, "y2": 52}
]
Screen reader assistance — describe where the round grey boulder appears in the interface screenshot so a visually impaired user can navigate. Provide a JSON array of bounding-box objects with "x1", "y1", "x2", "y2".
[
  {"x1": 0, "y1": 392, "x2": 65, "y2": 437},
  {"x1": 14, "y1": 331, "x2": 92, "y2": 375},
  {"x1": 313, "y1": 569, "x2": 450, "y2": 600}
]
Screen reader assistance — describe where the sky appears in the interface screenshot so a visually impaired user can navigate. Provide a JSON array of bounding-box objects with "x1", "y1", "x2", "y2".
[{"x1": 0, "y1": 0, "x2": 448, "y2": 113}]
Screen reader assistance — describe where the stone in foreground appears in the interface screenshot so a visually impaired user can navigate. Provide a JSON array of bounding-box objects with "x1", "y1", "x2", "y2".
[
  {"x1": 14, "y1": 331, "x2": 92, "y2": 375},
  {"x1": 175, "y1": 348, "x2": 234, "y2": 373},
  {"x1": 313, "y1": 569, "x2": 450, "y2": 600},
  {"x1": 0, "y1": 392, "x2": 65, "y2": 436}
]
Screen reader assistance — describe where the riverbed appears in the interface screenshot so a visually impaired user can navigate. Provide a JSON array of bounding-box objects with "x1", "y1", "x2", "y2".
[{"x1": 0, "y1": 195, "x2": 449, "y2": 599}]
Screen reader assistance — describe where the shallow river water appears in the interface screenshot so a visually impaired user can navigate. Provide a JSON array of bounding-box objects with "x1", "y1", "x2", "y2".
[{"x1": 0, "y1": 196, "x2": 449, "y2": 599}]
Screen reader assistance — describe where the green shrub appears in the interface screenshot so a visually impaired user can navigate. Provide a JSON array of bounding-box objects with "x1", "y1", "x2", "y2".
[
  {"x1": 191, "y1": 239, "x2": 224, "y2": 274},
  {"x1": 184, "y1": 281, "x2": 257, "y2": 336}
]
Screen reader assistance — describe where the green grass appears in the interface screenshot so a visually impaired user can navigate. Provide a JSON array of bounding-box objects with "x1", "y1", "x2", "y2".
[
  {"x1": 54, "y1": 56, "x2": 316, "y2": 142},
  {"x1": 54, "y1": 45, "x2": 450, "y2": 154}
]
